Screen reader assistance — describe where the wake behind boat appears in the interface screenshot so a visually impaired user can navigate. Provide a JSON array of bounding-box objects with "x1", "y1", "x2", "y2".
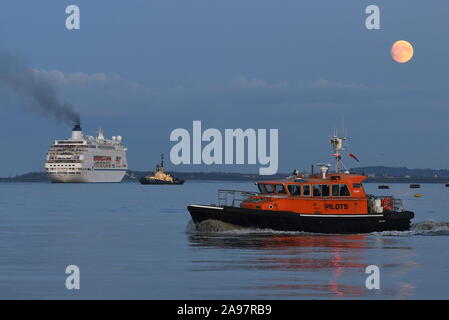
[{"x1": 188, "y1": 132, "x2": 414, "y2": 234}]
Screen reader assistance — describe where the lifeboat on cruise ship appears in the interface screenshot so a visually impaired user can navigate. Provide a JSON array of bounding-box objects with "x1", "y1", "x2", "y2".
[{"x1": 187, "y1": 133, "x2": 414, "y2": 234}]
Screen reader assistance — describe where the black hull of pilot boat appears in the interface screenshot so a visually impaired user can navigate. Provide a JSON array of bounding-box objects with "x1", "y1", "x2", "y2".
[
  {"x1": 187, "y1": 205, "x2": 414, "y2": 234},
  {"x1": 140, "y1": 178, "x2": 185, "y2": 185}
]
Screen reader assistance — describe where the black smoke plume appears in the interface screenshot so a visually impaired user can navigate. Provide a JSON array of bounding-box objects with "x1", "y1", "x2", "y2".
[{"x1": 0, "y1": 51, "x2": 80, "y2": 125}]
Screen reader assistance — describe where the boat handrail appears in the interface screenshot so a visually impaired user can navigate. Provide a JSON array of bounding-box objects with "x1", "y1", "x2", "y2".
[
  {"x1": 367, "y1": 194, "x2": 404, "y2": 212},
  {"x1": 218, "y1": 189, "x2": 259, "y2": 207}
]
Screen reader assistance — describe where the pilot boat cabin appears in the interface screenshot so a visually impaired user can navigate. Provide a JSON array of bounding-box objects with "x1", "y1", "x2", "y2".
[{"x1": 242, "y1": 171, "x2": 386, "y2": 215}]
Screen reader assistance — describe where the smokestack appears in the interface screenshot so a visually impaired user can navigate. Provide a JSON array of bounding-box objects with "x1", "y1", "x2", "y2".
[{"x1": 71, "y1": 120, "x2": 83, "y2": 140}]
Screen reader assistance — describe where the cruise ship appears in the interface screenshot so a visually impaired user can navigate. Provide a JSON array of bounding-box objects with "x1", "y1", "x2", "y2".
[{"x1": 45, "y1": 123, "x2": 128, "y2": 183}]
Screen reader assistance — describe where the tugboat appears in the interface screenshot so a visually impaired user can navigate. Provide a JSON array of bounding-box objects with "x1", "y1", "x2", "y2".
[
  {"x1": 187, "y1": 133, "x2": 414, "y2": 234},
  {"x1": 139, "y1": 154, "x2": 185, "y2": 185}
]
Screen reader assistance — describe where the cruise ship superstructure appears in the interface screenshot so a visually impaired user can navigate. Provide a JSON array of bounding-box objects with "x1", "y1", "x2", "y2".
[{"x1": 45, "y1": 123, "x2": 128, "y2": 183}]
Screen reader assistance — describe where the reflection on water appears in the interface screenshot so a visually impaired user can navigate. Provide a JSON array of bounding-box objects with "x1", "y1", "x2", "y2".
[{"x1": 188, "y1": 220, "x2": 417, "y2": 298}]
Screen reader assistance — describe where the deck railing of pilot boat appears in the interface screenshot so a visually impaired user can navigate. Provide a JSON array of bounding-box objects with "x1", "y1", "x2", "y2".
[
  {"x1": 369, "y1": 195, "x2": 404, "y2": 212},
  {"x1": 217, "y1": 189, "x2": 259, "y2": 207},
  {"x1": 392, "y1": 198, "x2": 404, "y2": 211}
]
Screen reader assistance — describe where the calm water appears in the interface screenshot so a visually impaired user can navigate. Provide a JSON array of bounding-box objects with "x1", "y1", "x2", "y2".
[{"x1": 0, "y1": 181, "x2": 448, "y2": 299}]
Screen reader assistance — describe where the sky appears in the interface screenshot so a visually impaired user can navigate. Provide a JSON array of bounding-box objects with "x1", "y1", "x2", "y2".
[{"x1": 0, "y1": 0, "x2": 448, "y2": 176}]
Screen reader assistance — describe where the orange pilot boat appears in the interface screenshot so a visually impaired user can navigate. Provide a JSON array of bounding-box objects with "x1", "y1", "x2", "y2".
[{"x1": 188, "y1": 132, "x2": 414, "y2": 234}]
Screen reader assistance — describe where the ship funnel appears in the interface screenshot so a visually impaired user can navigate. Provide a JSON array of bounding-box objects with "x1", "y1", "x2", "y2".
[{"x1": 71, "y1": 122, "x2": 83, "y2": 140}]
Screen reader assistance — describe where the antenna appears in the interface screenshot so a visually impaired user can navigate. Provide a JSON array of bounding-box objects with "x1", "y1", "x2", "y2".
[
  {"x1": 341, "y1": 117, "x2": 345, "y2": 136},
  {"x1": 330, "y1": 122, "x2": 347, "y2": 173},
  {"x1": 97, "y1": 127, "x2": 105, "y2": 140}
]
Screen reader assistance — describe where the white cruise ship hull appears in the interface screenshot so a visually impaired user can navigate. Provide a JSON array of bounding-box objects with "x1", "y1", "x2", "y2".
[
  {"x1": 48, "y1": 170, "x2": 126, "y2": 183},
  {"x1": 45, "y1": 124, "x2": 128, "y2": 183}
]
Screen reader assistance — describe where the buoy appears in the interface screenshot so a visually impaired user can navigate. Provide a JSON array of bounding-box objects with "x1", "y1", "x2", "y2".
[{"x1": 414, "y1": 194, "x2": 423, "y2": 198}]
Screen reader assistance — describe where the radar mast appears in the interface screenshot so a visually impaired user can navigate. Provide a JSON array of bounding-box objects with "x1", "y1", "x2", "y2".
[{"x1": 330, "y1": 126, "x2": 347, "y2": 173}]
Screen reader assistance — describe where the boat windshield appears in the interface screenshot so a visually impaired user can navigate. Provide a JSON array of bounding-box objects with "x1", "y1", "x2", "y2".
[
  {"x1": 274, "y1": 184, "x2": 286, "y2": 194},
  {"x1": 258, "y1": 184, "x2": 286, "y2": 194}
]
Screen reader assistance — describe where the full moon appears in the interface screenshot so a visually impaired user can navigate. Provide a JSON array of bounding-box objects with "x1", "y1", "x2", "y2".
[{"x1": 391, "y1": 40, "x2": 414, "y2": 63}]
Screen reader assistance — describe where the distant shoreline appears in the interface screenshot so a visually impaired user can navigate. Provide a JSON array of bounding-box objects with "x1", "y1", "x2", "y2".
[
  {"x1": 1, "y1": 179, "x2": 448, "y2": 184},
  {"x1": 1, "y1": 169, "x2": 449, "y2": 184}
]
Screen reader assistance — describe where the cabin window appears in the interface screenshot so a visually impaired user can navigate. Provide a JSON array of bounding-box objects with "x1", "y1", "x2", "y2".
[
  {"x1": 331, "y1": 184, "x2": 351, "y2": 196},
  {"x1": 264, "y1": 184, "x2": 275, "y2": 194},
  {"x1": 321, "y1": 184, "x2": 330, "y2": 197},
  {"x1": 274, "y1": 184, "x2": 286, "y2": 194},
  {"x1": 313, "y1": 185, "x2": 322, "y2": 197},
  {"x1": 353, "y1": 183, "x2": 361, "y2": 188},
  {"x1": 332, "y1": 184, "x2": 340, "y2": 196},
  {"x1": 312, "y1": 185, "x2": 330, "y2": 197},
  {"x1": 258, "y1": 184, "x2": 274, "y2": 194},
  {"x1": 288, "y1": 185, "x2": 301, "y2": 196},
  {"x1": 303, "y1": 185, "x2": 311, "y2": 196},
  {"x1": 340, "y1": 184, "x2": 350, "y2": 196}
]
